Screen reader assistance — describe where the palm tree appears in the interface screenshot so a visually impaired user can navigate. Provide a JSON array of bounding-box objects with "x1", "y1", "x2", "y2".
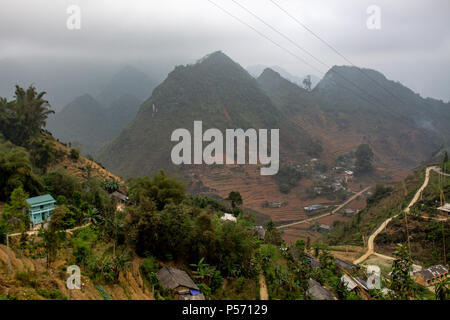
[
  {"x1": 190, "y1": 257, "x2": 216, "y2": 282},
  {"x1": 2, "y1": 85, "x2": 54, "y2": 146},
  {"x1": 14, "y1": 85, "x2": 54, "y2": 131},
  {"x1": 82, "y1": 207, "x2": 101, "y2": 225}
]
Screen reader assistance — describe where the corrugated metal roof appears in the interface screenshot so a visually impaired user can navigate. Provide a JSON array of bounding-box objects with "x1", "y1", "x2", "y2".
[
  {"x1": 26, "y1": 194, "x2": 56, "y2": 206},
  {"x1": 341, "y1": 274, "x2": 358, "y2": 291},
  {"x1": 157, "y1": 266, "x2": 199, "y2": 290},
  {"x1": 418, "y1": 264, "x2": 448, "y2": 281},
  {"x1": 307, "y1": 279, "x2": 335, "y2": 300}
]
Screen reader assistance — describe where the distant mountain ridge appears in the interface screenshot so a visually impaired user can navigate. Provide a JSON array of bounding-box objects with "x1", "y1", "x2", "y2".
[
  {"x1": 98, "y1": 51, "x2": 321, "y2": 178},
  {"x1": 47, "y1": 93, "x2": 142, "y2": 155},
  {"x1": 247, "y1": 64, "x2": 320, "y2": 89},
  {"x1": 96, "y1": 65, "x2": 157, "y2": 107},
  {"x1": 45, "y1": 51, "x2": 449, "y2": 181}
]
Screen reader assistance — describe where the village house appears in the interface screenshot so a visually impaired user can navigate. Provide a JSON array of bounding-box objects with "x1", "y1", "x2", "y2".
[
  {"x1": 307, "y1": 279, "x2": 336, "y2": 300},
  {"x1": 414, "y1": 264, "x2": 448, "y2": 287},
  {"x1": 304, "y1": 204, "x2": 322, "y2": 212},
  {"x1": 288, "y1": 248, "x2": 320, "y2": 269},
  {"x1": 252, "y1": 226, "x2": 266, "y2": 240},
  {"x1": 110, "y1": 191, "x2": 129, "y2": 203},
  {"x1": 343, "y1": 208, "x2": 356, "y2": 216},
  {"x1": 341, "y1": 274, "x2": 369, "y2": 297},
  {"x1": 220, "y1": 213, "x2": 237, "y2": 223},
  {"x1": 437, "y1": 203, "x2": 450, "y2": 216},
  {"x1": 312, "y1": 224, "x2": 332, "y2": 232},
  {"x1": 269, "y1": 201, "x2": 282, "y2": 208},
  {"x1": 331, "y1": 182, "x2": 345, "y2": 192},
  {"x1": 157, "y1": 266, "x2": 205, "y2": 300},
  {"x1": 334, "y1": 258, "x2": 360, "y2": 274},
  {"x1": 26, "y1": 194, "x2": 56, "y2": 228}
]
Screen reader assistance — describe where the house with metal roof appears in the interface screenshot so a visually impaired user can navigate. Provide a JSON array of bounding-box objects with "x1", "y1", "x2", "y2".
[
  {"x1": 220, "y1": 213, "x2": 237, "y2": 223},
  {"x1": 414, "y1": 264, "x2": 448, "y2": 287},
  {"x1": 157, "y1": 266, "x2": 205, "y2": 300},
  {"x1": 110, "y1": 191, "x2": 129, "y2": 203},
  {"x1": 334, "y1": 258, "x2": 360, "y2": 274},
  {"x1": 26, "y1": 194, "x2": 56, "y2": 228},
  {"x1": 307, "y1": 279, "x2": 336, "y2": 300}
]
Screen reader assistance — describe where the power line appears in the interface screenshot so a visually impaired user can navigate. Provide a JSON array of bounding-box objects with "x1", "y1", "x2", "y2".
[
  {"x1": 230, "y1": 0, "x2": 329, "y2": 71},
  {"x1": 206, "y1": 0, "x2": 325, "y2": 76},
  {"x1": 268, "y1": 0, "x2": 436, "y2": 112},
  {"x1": 269, "y1": 1, "x2": 408, "y2": 105},
  {"x1": 216, "y1": 0, "x2": 407, "y2": 117},
  {"x1": 206, "y1": 0, "x2": 414, "y2": 121}
]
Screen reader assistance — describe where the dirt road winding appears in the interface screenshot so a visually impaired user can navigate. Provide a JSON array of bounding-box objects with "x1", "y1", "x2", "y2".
[
  {"x1": 353, "y1": 166, "x2": 440, "y2": 265},
  {"x1": 277, "y1": 186, "x2": 371, "y2": 230}
]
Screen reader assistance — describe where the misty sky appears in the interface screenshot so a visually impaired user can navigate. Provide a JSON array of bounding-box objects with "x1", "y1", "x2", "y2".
[{"x1": 1, "y1": 0, "x2": 449, "y2": 108}]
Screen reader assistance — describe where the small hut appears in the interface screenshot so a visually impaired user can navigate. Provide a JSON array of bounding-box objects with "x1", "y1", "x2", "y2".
[
  {"x1": 157, "y1": 266, "x2": 205, "y2": 300},
  {"x1": 307, "y1": 279, "x2": 336, "y2": 300}
]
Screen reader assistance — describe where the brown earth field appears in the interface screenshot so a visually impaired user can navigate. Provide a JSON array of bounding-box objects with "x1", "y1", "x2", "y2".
[
  {"x1": 281, "y1": 213, "x2": 354, "y2": 243},
  {"x1": 188, "y1": 160, "x2": 404, "y2": 244}
]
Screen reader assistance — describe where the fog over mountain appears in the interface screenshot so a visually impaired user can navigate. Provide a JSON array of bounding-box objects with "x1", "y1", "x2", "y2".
[{"x1": 1, "y1": 0, "x2": 449, "y2": 104}]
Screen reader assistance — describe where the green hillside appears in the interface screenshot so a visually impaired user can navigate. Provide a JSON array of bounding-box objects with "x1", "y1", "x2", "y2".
[{"x1": 98, "y1": 51, "x2": 321, "y2": 178}]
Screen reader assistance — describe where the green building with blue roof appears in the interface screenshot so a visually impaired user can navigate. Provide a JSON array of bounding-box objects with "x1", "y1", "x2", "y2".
[{"x1": 26, "y1": 194, "x2": 56, "y2": 227}]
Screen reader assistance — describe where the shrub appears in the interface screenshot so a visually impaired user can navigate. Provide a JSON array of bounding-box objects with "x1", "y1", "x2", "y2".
[
  {"x1": 36, "y1": 289, "x2": 67, "y2": 300},
  {"x1": 69, "y1": 148, "x2": 80, "y2": 160}
]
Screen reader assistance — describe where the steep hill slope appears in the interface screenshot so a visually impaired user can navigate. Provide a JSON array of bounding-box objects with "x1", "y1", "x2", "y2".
[
  {"x1": 47, "y1": 94, "x2": 141, "y2": 155},
  {"x1": 98, "y1": 51, "x2": 320, "y2": 178},
  {"x1": 257, "y1": 68, "x2": 317, "y2": 114},
  {"x1": 262, "y1": 65, "x2": 450, "y2": 169},
  {"x1": 47, "y1": 94, "x2": 109, "y2": 154}
]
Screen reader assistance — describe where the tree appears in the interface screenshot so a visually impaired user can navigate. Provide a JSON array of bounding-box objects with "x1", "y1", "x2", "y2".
[
  {"x1": 190, "y1": 257, "x2": 217, "y2": 283},
  {"x1": 435, "y1": 278, "x2": 449, "y2": 300},
  {"x1": 128, "y1": 170, "x2": 185, "y2": 210},
  {"x1": 226, "y1": 191, "x2": 243, "y2": 210},
  {"x1": 265, "y1": 220, "x2": 283, "y2": 246},
  {"x1": 306, "y1": 237, "x2": 311, "y2": 252},
  {"x1": 295, "y1": 238, "x2": 305, "y2": 252},
  {"x1": 0, "y1": 86, "x2": 54, "y2": 146},
  {"x1": 100, "y1": 178, "x2": 120, "y2": 193},
  {"x1": 29, "y1": 138, "x2": 56, "y2": 171},
  {"x1": 3, "y1": 186, "x2": 29, "y2": 231},
  {"x1": 303, "y1": 75, "x2": 312, "y2": 91},
  {"x1": 40, "y1": 205, "x2": 66, "y2": 268},
  {"x1": 69, "y1": 148, "x2": 80, "y2": 160},
  {"x1": 355, "y1": 144, "x2": 374, "y2": 174},
  {"x1": 0, "y1": 142, "x2": 43, "y2": 201},
  {"x1": 389, "y1": 243, "x2": 415, "y2": 300}
]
